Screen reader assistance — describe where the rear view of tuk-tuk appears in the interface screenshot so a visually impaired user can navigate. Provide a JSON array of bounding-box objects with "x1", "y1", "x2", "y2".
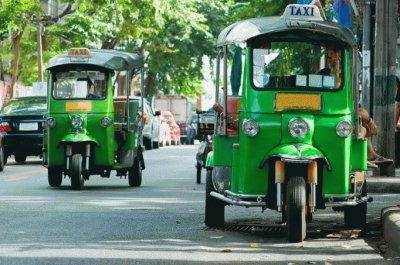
[
  {"x1": 44, "y1": 48, "x2": 145, "y2": 190},
  {"x1": 205, "y1": 4, "x2": 370, "y2": 242}
]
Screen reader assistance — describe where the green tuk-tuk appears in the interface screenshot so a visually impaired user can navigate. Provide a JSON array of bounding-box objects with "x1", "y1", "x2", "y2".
[
  {"x1": 205, "y1": 4, "x2": 371, "y2": 242},
  {"x1": 43, "y1": 48, "x2": 145, "y2": 190}
]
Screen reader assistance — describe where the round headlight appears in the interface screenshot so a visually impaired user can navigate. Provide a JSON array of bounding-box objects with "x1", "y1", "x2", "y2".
[
  {"x1": 336, "y1": 120, "x2": 352, "y2": 138},
  {"x1": 242, "y1": 119, "x2": 259, "y2": 137},
  {"x1": 100, "y1": 117, "x2": 112, "y2": 127},
  {"x1": 288, "y1": 118, "x2": 309, "y2": 138},
  {"x1": 46, "y1": 117, "x2": 56, "y2": 128},
  {"x1": 71, "y1": 115, "x2": 83, "y2": 129}
]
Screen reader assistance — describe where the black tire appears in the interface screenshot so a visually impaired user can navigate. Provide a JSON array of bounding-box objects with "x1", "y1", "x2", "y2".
[
  {"x1": 344, "y1": 203, "x2": 367, "y2": 229},
  {"x1": 286, "y1": 176, "x2": 306, "y2": 243},
  {"x1": 344, "y1": 181, "x2": 367, "y2": 229},
  {"x1": 196, "y1": 162, "x2": 202, "y2": 184},
  {"x1": 153, "y1": 141, "x2": 159, "y2": 149},
  {"x1": 48, "y1": 167, "x2": 62, "y2": 187},
  {"x1": 70, "y1": 154, "x2": 84, "y2": 190},
  {"x1": 129, "y1": 156, "x2": 142, "y2": 187},
  {"x1": 0, "y1": 145, "x2": 4, "y2": 172},
  {"x1": 143, "y1": 137, "x2": 152, "y2": 150},
  {"x1": 205, "y1": 169, "x2": 224, "y2": 227},
  {"x1": 14, "y1": 154, "x2": 26, "y2": 163}
]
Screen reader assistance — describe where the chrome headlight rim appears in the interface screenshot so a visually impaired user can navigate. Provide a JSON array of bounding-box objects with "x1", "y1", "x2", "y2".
[
  {"x1": 100, "y1": 117, "x2": 112, "y2": 128},
  {"x1": 71, "y1": 115, "x2": 83, "y2": 129},
  {"x1": 336, "y1": 120, "x2": 353, "y2": 138},
  {"x1": 242, "y1": 118, "x2": 259, "y2": 137},
  {"x1": 288, "y1": 117, "x2": 309, "y2": 139},
  {"x1": 46, "y1": 117, "x2": 56, "y2": 128}
]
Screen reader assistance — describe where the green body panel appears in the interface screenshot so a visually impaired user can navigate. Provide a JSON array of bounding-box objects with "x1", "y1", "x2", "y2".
[
  {"x1": 351, "y1": 138, "x2": 367, "y2": 170},
  {"x1": 212, "y1": 135, "x2": 238, "y2": 166},
  {"x1": 212, "y1": 47, "x2": 366, "y2": 198},
  {"x1": 206, "y1": 150, "x2": 214, "y2": 168},
  {"x1": 47, "y1": 112, "x2": 116, "y2": 166}
]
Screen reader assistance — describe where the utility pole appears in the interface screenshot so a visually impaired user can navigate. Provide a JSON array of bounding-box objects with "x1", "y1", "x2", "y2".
[
  {"x1": 36, "y1": 22, "x2": 43, "y2": 82},
  {"x1": 372, "y1": 0, "x2": 398, "y2": 160},
  {"x1": 362, "y1": 0, "x2": 373, "y2": 112}
]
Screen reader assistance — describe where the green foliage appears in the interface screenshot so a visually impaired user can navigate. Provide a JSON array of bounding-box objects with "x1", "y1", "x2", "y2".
[{"x1": 0, "y1": 0, "x2": 299, "y2": 94}]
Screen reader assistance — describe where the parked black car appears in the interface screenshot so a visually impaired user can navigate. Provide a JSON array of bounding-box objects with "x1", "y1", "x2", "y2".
[{"x1": 0, "y1": 96, "x2": 46, "y2": 163}]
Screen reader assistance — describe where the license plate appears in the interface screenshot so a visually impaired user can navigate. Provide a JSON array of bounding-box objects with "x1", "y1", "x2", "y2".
[
  {"x1": 19, "y1": 122, "x2": 38, "y2": 131},
  {"x1": 275, "y1": 93, "x2": 321, "y2": 111}
]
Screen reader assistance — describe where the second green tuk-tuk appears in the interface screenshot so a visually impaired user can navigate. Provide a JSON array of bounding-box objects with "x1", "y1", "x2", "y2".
[
  {"x1": 43, "y1": 48, "x2": 145, "y2": 190},
  {"x1": 205, "y1": 4, "x2": 371, "y2": 242}
]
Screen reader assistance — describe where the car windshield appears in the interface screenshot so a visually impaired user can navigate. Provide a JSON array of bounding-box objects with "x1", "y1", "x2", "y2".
[
  {"x1": 252, "y1": 42, "x2": 343, "y2": 90},
  {"x1": 53, "y1": 70, "x2": 108, "y2": 99},
  {"x1": 2, "y1": 98, "x2": 46, "y2": 114}
]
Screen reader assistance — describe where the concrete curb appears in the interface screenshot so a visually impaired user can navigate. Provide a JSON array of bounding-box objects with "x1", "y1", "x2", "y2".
[
  {"x1": 367, "y1": 176, "x2": 400, "y2": 193},
  {"x1": 381, "y1": 206, "x2": 400, "y2": 253}
]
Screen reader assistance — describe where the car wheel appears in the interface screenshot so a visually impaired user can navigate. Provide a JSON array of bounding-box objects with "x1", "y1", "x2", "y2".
[
  {"x1": 15, "y1": 154, "x2": 27, "y2": 163},
  {"x1": 0, "y1": 145, "x2": 4, "y2": 172},
  {"x1": 48, "y1": 167, "x2": 62, "y2": 187},
  {"x1": 129, "y1": 156, "x2": 142, "y2": 187},
  {"x1": 70, "y1": 154, "x2": 84, "y2": 190}
]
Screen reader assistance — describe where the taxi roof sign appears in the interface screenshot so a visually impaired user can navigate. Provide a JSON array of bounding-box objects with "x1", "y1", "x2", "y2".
[
  {"x1": 282, "y1": 4, "x2": 323, "y2": 22},
  {"x1": 68, "y1": 48, "x2": 91, "y2": 57}
]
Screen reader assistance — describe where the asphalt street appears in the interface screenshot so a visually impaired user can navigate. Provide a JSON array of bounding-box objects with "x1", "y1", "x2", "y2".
[{"x1": 0, "y1": 144, "x2": 399, "y2": 264}]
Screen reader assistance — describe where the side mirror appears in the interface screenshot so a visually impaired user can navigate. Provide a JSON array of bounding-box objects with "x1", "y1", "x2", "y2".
[{"x1": 154, "y1": 110, "x2": 161, "y2": 116}]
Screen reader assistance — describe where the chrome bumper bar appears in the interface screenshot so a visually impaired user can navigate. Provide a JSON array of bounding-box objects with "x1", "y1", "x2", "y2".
[
  {"x1": 325, "y1": 196, "x2": 373, "y2": 207},
  {"x1": 210, "y1": 191, "x2": 266, "y2": 207}
]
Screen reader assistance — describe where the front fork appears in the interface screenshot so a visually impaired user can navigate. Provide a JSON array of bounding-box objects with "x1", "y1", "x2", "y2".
[
  {"x1": 65, "y1": 143, "x2": 91, "y2": 172},
  {"x1": 275, "y1": 160, "x2": 318, "y2": 213}
]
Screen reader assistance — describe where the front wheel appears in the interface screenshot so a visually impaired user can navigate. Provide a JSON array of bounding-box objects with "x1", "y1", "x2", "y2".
[
  {"x1": 286, "y1": 176, "x2": 306, "y2": 243},
  {"x1": 129, "y1": 156, "x2": 142, "y2": 187},
  {"x1": 196, "y1": 162, "x2": 202, "y2": 184},
  {"x1": 48, "y1": 167, "x2": 62, "y2": 187},
  {"x1": 70, "y1": 154, "x2": 84, "y2": 190},
  {"x1": 205, "y1": 169, "x2": 224, "y2": 227}
]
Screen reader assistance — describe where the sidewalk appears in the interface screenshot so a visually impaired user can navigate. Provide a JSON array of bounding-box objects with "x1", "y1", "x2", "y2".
[{"x1": 367, "y1": 168, "x2": 400, "y2": 256}]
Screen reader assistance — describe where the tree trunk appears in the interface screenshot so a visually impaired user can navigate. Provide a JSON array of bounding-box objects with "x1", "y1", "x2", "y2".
[{"x1": 10, "y1": 32, "x2": 23, "y2": 99}]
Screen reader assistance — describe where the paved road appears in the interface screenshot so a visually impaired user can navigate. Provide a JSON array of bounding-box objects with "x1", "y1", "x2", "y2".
[{"x1": 0, "y1": 145, "x2": 399, "y2": 264}]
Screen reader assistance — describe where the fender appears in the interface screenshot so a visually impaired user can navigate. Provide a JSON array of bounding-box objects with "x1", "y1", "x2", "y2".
[
  {"x1": 259, "y1": 143, "x2": 331, "y2": 170},
  {"x1": 205, "y1": 150, "x2": 214, "y2": 168},
  {"x1": 60, "y1": 133, "x2": 99, "y2": 146}
]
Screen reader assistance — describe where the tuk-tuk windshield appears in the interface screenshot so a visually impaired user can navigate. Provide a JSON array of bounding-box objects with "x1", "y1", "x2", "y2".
[
  {"x1": 252, "y1": 42, "x2": 343, "y2": 90},
  {"x1": 52, "y1": 70, "x2": 108, "y2": 99}
]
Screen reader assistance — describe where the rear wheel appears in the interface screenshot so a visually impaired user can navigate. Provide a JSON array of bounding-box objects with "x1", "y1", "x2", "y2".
[
  {"x1": 70, "y1": 154, "x2": 84, "y2": 190},
  {"x1": 143, "y1": 137, "x2": 152, "y2": 150},
  {"x1": 48, "y1": 167, "x2": 62, "y2": 187},
  {"x1": 129, "y1": 156, "x2": 142, "y2": 187},
  {"x1": 196, "y1": 162, "x2": 202, "y2": 184},
  {"x1": 153, "y1": 141, "x2": 159, "y2": 149},
  {"x1": 286, "y1": 176, "x2": 306, "y2": 243},
  {"x1": 14, "y1": 154, "x2": 26, "y2": 163},
  {"x1": 205, "y1": 169, "x2": 224, "y2": 227}
]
